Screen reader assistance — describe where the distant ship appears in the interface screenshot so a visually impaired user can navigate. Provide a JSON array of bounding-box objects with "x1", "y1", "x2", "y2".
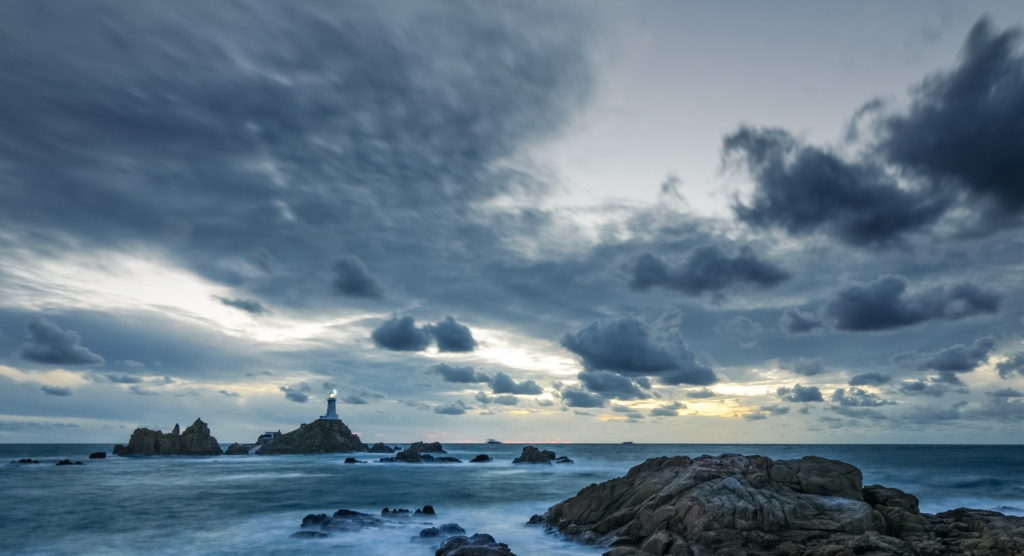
[
  {"x1": 486, "y1": 439, "x2": 502, "y2": 444},
  {"x1": 621, "y1": 441, "x2": 634, "y2": 445}
]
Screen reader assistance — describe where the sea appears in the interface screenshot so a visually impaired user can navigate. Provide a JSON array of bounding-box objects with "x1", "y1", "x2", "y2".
[{"x1": 2, "y1": 443, "x2": 1023, "y2": 555}]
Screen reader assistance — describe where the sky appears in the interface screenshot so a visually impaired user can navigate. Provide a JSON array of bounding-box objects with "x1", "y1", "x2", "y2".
[{"x1": 2, "y1": 0, "x2": 1024, "y2": 444}]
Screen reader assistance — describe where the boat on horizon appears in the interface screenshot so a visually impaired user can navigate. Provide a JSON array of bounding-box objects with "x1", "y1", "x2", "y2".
[{"x1": 486, "y1": 439, "x2": 502, "y2": 444}]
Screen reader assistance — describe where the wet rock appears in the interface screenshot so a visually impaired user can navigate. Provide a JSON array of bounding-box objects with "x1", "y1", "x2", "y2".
[
  {"x1": 418, "y1": 505, "x2": 436, "y2": 516},
  {"x1": 418, "y1": 523, "x2": 467, "y2": 539},
  {"x1": 512, "y1": 445, "x2": 557, "y2": 464},
  {"x1": 15, "y1": 458, "x2": 40, "y2": 464},
  {"x1": 224, "y1": 443, "x2": 250, "y2": 456},
  {"x1": 405, "y1": 441, "x2": 446, "y2": 454},
  {"x1": 305, "y1": 509, "x2": 384, "y2": 532},
  {"x1": 553, "y1": 456, "x2": 574, "y2": 464},
  {"x1": 435, "y1": 533, "x2": 516, "y2": 556},
  {"x1": 55, "y1": 459, "x2": 83, "y2": 466},
  {"x1": 290, "y1": 530, "x2": 329, "y2": 539},
  {"x1": 368, "y1": 442, "x2": 395, "y2": 453},
  {"x1": 113, "y1": 418, "x2": 223, "y2": 456},
  {"x1": 343, "y1": 457, "x2": 367, "y2": 464},
  {"x1": 256, "y1": 419, "x2": 367, "y2": 455},
  {"x1": 470, "y1": 454, "x2": 492, "y2": 463},
  {"x1": 300, "y1": 514, "x2": 331, "y2": 529},
  {"x1": 88, "y1": 452, "x2": 106, "y2": 459}
]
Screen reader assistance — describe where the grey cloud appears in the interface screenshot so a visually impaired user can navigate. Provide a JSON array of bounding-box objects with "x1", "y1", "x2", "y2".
[
  {"x1": 831, "y1": 405, "x2": 889, "y2": 421},
  {"x1": 20, "y1": 318, "x2": 105, "y2": 366},
  {"x1": 434, "y1": 400, "x2": 469, "y2": 415},
  {"x1": 40, "y1": 385, "x2": 71, "y2": 397},
  {"x1": 685, "y1": 388, "x2": 716, "y2": 399},
  {"x1": 831, "y1": 387, "x2": 894, "y2": 407},
  {"x1": 825, "y1": 276, "x2": 999, "y2": 331},
  {"x1": 779, "y1": 308, "x2": 824, "y2": 335},
  {"x1": 897, "y1": 376, "x2": 968, "y2": 398},
  {"x1": 899, "y1": 401, "x2": 967, "y2": 424},
  {"x1": 725, "y1": 127, "x2": 946, "y2": 246},
  {"x1": 849, "y1": 372, "x2": 892, "y2": 386},
  {"x1": 331, "y1": 256, "x2": 383, "y2": 299},
  {"x1": 777, "y1": 384, "x2": 824, "y2": 403},
  {"x1": 491, "y1": 371, "x2": 542, "y2": 395},
  {"x1": 996, "y1": 353, "x2": 1024, "y2": 378},
  {"x1": 0, "y1": 420, "x2": 79, "y2": 431},
  {"x1": 880, "y1": 20, "x2": 1024, "y2": 222},
  {"x1": 491, "y1": 394, "x2": 518, "y2": 406},
  {"x1": 744, "y1": 412, "x2": 767, "y2": 421},
  {"x1": 760, "y1": 404, "x2": 790, "y2": 416},
  {"x1": 431, "y1": 363, "x2": 490, "y2": 384},
  {"x1": 214, "y1": 296, "x2": 266, "y2": 315},
  {"x1": 576, "y1": 370, "x2": 648, "y2": 400},
  {"x1": 280, "y1": 382, "x2": 311, "y2": 403},
  {"x1": 988, "y1": 388, "x2": 1024, "y2": 398},
  {"x1": 560, "y1": 388, "x2": 606, "y2": 408},
  {"x1": 342, "y1": 395, "x2": 368, "y2": 405},
  {"x1": 782, "y1": 357, "x2": 826, "y2": 377},
  {"x1": 371, "y1": 316, "x2": 431, "y2": 352},
  {"x1": 715, "y1": 316, "x2": 762, "y2": 337},
  {"x1": 893, "y1": 336, "x2": 996, "y2": 373},
  {"x1": 129, "y1": 385, "x2": 158, "y2": 396},
  {"x1": 560, "y1": 316, "x2": 716, "y2": 386},
  {"x1": 103, "y1": 373, "x2": 142, "y2": 384},
  {"x1": 650, "y1": 401, "x2": 686, "y2": 417},
  {"x1": 427, "y1": 316, "x2": 477, "y2": 353},
  {"x1": 218, "y1": 390, "x2": 240, "y2": 397},
  {"x1": 630, "y1": 246, "x2": 788, "y2": 296}
]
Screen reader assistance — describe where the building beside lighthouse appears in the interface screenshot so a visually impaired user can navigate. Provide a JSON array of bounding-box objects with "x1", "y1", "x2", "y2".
[{"x1": 320, "y1": 389, "x2": 340, "y2": 420}]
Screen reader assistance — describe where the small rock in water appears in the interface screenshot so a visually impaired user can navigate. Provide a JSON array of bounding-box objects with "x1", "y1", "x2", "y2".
[
  {"x1": 553, "y1": 456, "x2": 574, "y2": 464},
  {"x1": 16, "y1": 458, "x2": 40, "y2": 464},
  {"x1": 343, "y1": 457, "x2": 365, "y2": 464},
  {"x1": 435, "y1": 533, "x2": 516, "y2": 556},
  {"x1": 470, "y1": 454, "x2": 492, "y2": 463},
  {"x1": 55, "y1": 459, "x2": 83, "y2": 466},
  {"x1": 88, "y1": 452, "x2": 106, "y2": 459},
  {"x1": 290, "y1": 530, "x2": 329, "y2": 539},
  {"x1": 512, "y1": 445, "x2": 559, "y2": 464}
]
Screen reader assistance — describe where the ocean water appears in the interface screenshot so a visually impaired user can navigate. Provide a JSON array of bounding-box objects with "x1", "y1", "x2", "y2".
[{"x1": 2, "y1": 443, "x2": 1023, "y2": 555}]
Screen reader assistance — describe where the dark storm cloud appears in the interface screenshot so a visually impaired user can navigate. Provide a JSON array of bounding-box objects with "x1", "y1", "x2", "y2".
[
  {"x1": 214, "y1": 296, "x2": 266, "y2": 315},
  {"x1": 560, "y1": 316, "x2": 716, "y2": 386},
  {"x1": 725, "y1": 127, "x2": 946, "y2": 246},
  {"x1": 777, "y1": 384, "x2": 824, "y2": 403},
  {"x1": 430, "y1": 363, "x2": 490, "y2": 384},
  {"x1": 491, "y1": 371, "x2": 542, "y2": 395},
  {"x1": 686, "y1": 388, "x2": 716, "y2": 399},
  {"x1": 102, "y1": 373, "x2": 142, "y2": 384},
  {"x1": 371, "y1": 316, "x2": 431, "y2": 352},
  {"x1": 824, "y1": 275, "x2": 999, "y2": 331},
  {"x1": 19, "y1": 318, "x2": 105, "y2": 366},
  {"x1": 576, "y1": 370, "x2": 648, "y2": 400},
  {"x1": 649, "y1": 401, "x2": 685, "y2": 417},
  {"x1": 715, "y1": 316, "x2": 762, "y2": 337},
  {"x1": 40, "y1": 385, "x2": 71, "y2": 397},
  {"x1": 831, "y1": 387, "x2": 894, "y2": 407},
  {"x1": 997, "y1": 353, "x2": 1024, "y2": 378},
  {"x1": 434, "y1": 401, "x2": 468, "y2": 415},
  {"x1": 849, "y1": 372, "x2": 892, "y2": 386},
  {"x1": 330, "y1": 256, "x2": 383, "y2": 299},
  {"x1": 893, "y1": 336, "x2": 996, "y2": 373},
  {"x1": 630, "y1": 246, "x2": 789, "y2": 296},
  {"x1": 897, "y1": 377, "x2": 967, "y2": 398},
  {"x1": 280, "y1": 383, "x2": 311, "y2": 403},
  {"x1": 560, "y1": 388, "x2": 606, "y2": 408},
  {"x1": 0, "y1": 1, "x2": 595, "y2": 297},
  {"x1": 427, "y1": 316, "x2": 477, "y2": 353},
  {"x1": 988, "y1": 388, "x2": 1024, "y2": 399},
  {"x1": 880, "y1": 20, "x2": 1024, "y2": 220},
  {"x1": 779, "y1": 308, "x2": 825, "y2": 335},
  {"x1": 781, "y1": 357, "x2": 826, "y2": 377}
]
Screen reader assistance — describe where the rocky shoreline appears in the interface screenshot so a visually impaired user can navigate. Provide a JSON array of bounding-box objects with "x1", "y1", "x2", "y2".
[{"x1": 531, "y1": 453, "x2": 1024, "y2": 556}]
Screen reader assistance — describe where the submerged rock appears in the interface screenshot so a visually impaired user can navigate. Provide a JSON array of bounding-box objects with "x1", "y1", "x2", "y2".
[
  {"x1": 435, "y1": 533, "x2": 516, "y2": 556},
  {"x1": 256, "y1": 419, "x2": 367, "y2": 455},
  {"x1": 536, "y1": 453, "x2": 1024, "y2": 556},
  {"x1": 113, "y1": 418, "x2": 223, "y2": 456}
]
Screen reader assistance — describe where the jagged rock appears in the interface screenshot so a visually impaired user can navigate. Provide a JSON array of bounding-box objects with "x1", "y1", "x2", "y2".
[
  {"x1": 381, "y1": 505, "x2": 434, "y2": 517},
  {"x1": 297, "y1": 509, "x2": 384, "y2": 534},
  {"x1": 537, "y1": 453, "x2": 1024, "y2": 556},
  {"x1": 554, "y1": 456, "x2": 574, "y2": 464},
  {"x1": 368, "y1": 442, "x2": 395, "y2": 453},
  {"x1": 418, "y1": 523, "x2": 467, "y2": 539},
  {"x1": 343, "y1": 457, "x2": 366, "y2": 464},
  {"x1": 392, "y1": 444, "x2": 459, "y2": 463},
  {"x1": 405, "y1": 441, "x2": 446, "y2": 454},
  {"x1": 435, "y1": 533, "x2": 516, "y2": 556},
  {"x1": 224, "y1": 443, "x2": 250, "y2": 456},
  {"x1": 470, "y1": 454, "x2": 492, "y2": 463},
  {"x1": 512, "y1": 445, "x2": 557, "y2": 464},
  {"x1": 55, "y1": 459, "x2": 83, "y2": 466},
  {"x1": 256, "y1": 419, "x2": 367, "y2": 455},
  {"x1": 15, "y1": 458, "x2": 40, "y2": 464},
  {"x1": 88, "y1": 452, "x2": 106, "y2": 459},
  {"x1": 113, "y1": 418, "x2": 223, "y2": 456},
  {"x1": 419, "y1": 505, "x2": 436, "y2": 516},
  {"x1": 290, "y1": 530, "x2": 329, "y2": 539}
]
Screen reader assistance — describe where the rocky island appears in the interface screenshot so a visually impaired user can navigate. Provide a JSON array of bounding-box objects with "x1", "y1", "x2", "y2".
[
  {"x1": 113, "y1": 418, "x2": 223, "y2": 456},
  {"x1": 256, "y1": 418, "x2": 367, "y2": 455},
  {"x1": 533, "y1": 453, "x2": 1024, "y2": 556}
]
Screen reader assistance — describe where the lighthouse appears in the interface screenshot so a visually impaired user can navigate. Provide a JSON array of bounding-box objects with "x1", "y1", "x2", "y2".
[{"x1": 320, "y1": 389, "x2": 340, "y2": 420}]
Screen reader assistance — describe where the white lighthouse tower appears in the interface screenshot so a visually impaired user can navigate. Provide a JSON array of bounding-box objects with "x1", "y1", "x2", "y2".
[{"x1": 320, "y1": 389, "x2": 340, "y2": 420}]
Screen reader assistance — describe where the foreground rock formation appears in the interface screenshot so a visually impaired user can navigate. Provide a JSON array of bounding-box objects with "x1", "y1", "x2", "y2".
[
  {"x1": 113, "y1": 418, "x2": 223, "y2": 456},
  {"x1": 435, "y1": 533, "x2": 516, "y2": 556},
  {"x1": 256, "y1": 419, "x2": 367, "y2": 455},
  {"x1": 535, "y1": 453, "x2": 1024, "y2": 556}
]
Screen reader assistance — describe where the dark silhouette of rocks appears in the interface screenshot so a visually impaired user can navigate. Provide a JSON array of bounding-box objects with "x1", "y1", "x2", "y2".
[
  {"x1": 224, "y1": 443, "x2": 250, "y2": 456},
  {"x1": 88, "y1": 451, "x2": 106, "y2": 459},
  {"x1": 512, "y1": 445, "x2": 572, "y2": 464},
  {"x1": 290, "y1": 530, "x2": 328, "y2": 539},
  {"x1": 535, "y1": 453, "x2": 1024, "y2": 556},
  {"x1": 368, "y1": 442, "x2": 394, "y2": 453},
  {"x1": 470, "y1": 454, "x2": 492, "y2": 463},
  {"x1": 419, "y1": 523, "x2": 466, "y2": 539},
  {"x1": 112, "y1": 418, "x2": 223, "y2": 456},
  {"x1": 381, "y1": 505, "x2": 435, "y2": 517},
  {"x1": 15, "y1": 458, "x2": 40, "y2": 464},
  {"x1": 55, "y1": 459, "x2": 83, "y2": 466},
  {"x1": 299, "y1": 509, "x2": 384, "y2": 534},
  {"x1": 381, "y1": 442, "x2": 458, "y2": 463},
  {"x1": 343, "y1": 457, "x2": 366, "y2": 464},
  {"x1": 256, "y1": 419, "x2": 367, "y2": 455},
  {"x1": 405, "y1": 441, "x2": 446, "y2": 454},
  {"x1": 435, "y1": 533, "x2": 516, "y2": 556}
]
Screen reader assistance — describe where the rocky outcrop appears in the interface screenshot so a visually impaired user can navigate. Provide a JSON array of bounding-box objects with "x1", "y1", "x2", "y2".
[
  {"x1": 256, "y1": 419, "x2": 367, "y2": 455},
  {"x1": 405, "y1": 441, "x2": 446, "y2": 454},
  {"x1": 470, "y1": 454, "x2": 492, "y2": 463},
  {"x1": 381, "y1": 441, "x2": 457, "y2": 463},
  {"x1": 435, "y1": 533, "x2": 516, "y2": 556},
  {"x1": 512, "y1": 445, "x2": 572, "y2": 464},
  {"x1": 298, "y1": 509, "x2": 384, "y2": 534},
  {"x1": 55, "y1": 459, "x2": 83, "y2": 466},
  {"x1": 535, "y1": 453, "x2": 1024, "y2": 556},
  {"x1": 418, "y1": 523, "x2": 466, "y2": 539},
  {"x1": 368, "y1": 442, "x2": 395, "y2": 453},
  {"x1": 113, "y1": 418, "x2": 223, "y2": 456},
  {"x1": 88, "y1": 451, "x2": 106, "y2": 459},
  {"x1": 224, "y1": 443, "x2": 250, "y2": 455}
]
